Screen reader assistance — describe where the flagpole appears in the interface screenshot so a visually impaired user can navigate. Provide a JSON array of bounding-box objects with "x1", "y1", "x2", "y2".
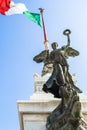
[{"x1": 39, "y1": 8, "x2": 49, "y2": 50}]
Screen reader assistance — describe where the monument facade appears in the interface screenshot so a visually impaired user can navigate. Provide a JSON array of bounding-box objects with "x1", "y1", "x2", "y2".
[{"x1": 17, "y1": 74, "x2": 87, "y2": 130}]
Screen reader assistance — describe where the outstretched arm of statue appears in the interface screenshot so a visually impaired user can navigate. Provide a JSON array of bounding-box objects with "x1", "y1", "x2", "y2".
[{"x1": 62, "y1": 29, "x2": 71, "y2": 51}]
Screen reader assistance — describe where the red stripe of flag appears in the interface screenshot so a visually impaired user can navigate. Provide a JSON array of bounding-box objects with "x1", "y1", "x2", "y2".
[{"x1": 0, "y1": 0, "x2": 11, "y2": 15}]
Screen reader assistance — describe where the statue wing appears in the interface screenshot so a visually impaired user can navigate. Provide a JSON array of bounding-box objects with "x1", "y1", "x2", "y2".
[
  {"x1": 33, "y1": 50, "x2": 49, "y2": 63},
  {"x1": 65, "y1": 47, "x2": 80, "y2": 57}
]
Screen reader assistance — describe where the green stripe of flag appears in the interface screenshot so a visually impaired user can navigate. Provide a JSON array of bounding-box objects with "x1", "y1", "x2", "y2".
[{"x1": 23, "y1": 11, "x2": 41, "y2": 27}]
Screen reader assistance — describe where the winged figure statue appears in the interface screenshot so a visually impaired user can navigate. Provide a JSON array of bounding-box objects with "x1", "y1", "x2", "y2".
[{"x1": 33, "y1": 29, "x2": 80, "y2": 76}]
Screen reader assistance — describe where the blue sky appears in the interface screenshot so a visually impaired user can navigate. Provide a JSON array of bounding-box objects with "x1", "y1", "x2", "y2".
[{"x1": 0, "y1": 0, "x2": 87, "y2": 130}]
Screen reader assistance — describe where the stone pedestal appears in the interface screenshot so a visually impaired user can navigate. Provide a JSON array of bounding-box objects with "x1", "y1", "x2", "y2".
[
  {"x1": 17, "y1": 74, "x2": 87, "y2": 130},
  {"x1": 17, "y1": 93, "x2": 60, "y2": 130}
]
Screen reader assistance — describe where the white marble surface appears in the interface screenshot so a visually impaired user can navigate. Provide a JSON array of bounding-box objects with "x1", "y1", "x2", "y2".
[
  {"x1": 17, "y1": 74, "x2": 87, "y2": 130},
  {"x1": 17, "y1": 92, "x2": 87, "y2": 130}
]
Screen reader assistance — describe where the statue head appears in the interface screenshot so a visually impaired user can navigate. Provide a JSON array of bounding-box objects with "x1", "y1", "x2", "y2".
[{"x1": 51, "y1": 42, "x2": 58, "y2": 50}]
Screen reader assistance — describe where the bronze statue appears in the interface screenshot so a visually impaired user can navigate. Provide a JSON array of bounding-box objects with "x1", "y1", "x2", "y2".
[
  {"x1": 33, "y1": 29, "x2": 82, "y2": 130},
  {"x1": 33, "y1": 29, "x2": 79, "y2": 76},
  {"x1": 33, "y1": 29, "x2": 81, "y2": 94},
  {"x1": 33, "y1": 29, "x2": 81, "y2": 110}
]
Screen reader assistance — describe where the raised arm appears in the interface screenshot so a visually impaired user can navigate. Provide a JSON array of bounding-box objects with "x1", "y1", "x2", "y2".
[
  {"x1": 60, "y1": 29, "x2": 79, "y2": 58},
  {"x1": 63, "y1": 29, "x2": 71, "y2": 49}
]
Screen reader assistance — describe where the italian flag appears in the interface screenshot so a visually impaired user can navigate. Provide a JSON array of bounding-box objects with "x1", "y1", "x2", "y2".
[{"x1": 0, "y1": 0, "x2": 41, "y2": 26}]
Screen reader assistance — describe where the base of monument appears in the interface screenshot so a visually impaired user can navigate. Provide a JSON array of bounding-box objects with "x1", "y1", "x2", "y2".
[{"x1": 17, "y1": 93, "x2": 87, "y2": 130}]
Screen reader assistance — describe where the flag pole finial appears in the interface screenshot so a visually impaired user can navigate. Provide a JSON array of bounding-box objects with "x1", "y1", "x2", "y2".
[{"x1": 39, "y1": 8, "x2": 44, "y2": 13}]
